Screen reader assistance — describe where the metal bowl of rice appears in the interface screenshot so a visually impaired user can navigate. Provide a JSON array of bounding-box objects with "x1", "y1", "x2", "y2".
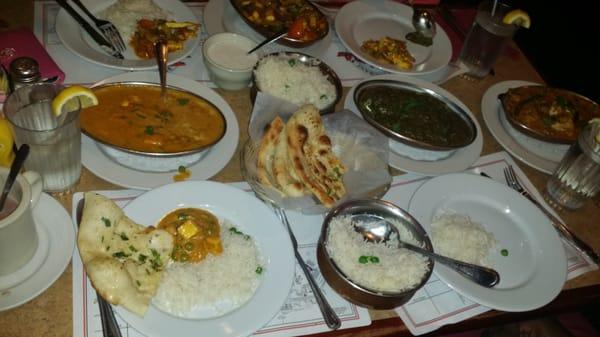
[
  {"x1": 250, "y1": 52, "x2": 342, "y2": 115},
  {"x1": 317, "y1": 199, "x2": 434, "y2": 309}
]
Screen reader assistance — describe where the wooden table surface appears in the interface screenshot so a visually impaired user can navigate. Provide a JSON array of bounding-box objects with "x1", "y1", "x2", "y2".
[{"x1": 1, "y1": 2, "x2": 599, "y2": 337}]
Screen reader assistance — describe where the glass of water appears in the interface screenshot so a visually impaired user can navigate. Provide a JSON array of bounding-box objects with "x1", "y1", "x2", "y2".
[
  {"x1": 3, "y1": 83, "x2": 82, "y2": 192},
  {"x1": 545, "y1": 121, "x2": 600, "y2": 210},
  {"x1": 458, "y1": 0, "x2": 518, "y2": 78}
]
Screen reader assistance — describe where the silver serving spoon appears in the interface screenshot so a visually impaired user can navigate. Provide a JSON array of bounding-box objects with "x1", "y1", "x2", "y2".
[
  {"x1": 351, "y1": 214, "x2": 500, "y2": 288},
  {"x1": 406, "y1": 8, "x2": 436, "y2": 46},
  {"x1": 154, "y1": 39, "x2": 169, "y2": 101},
  {"x1": 0, "y1": 144, "x2": 30, "y2": 212},
  {"x1": 247, "y1": 30, "x2": 287, "y2": 55}
]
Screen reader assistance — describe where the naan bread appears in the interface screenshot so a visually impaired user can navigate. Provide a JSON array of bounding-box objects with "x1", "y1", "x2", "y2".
[
  {"x1": 272, "y1": 126, "x2": 307, "y2": 197},
  {"x1": 257, "y1": 116, "x2": 284, "y2": 189},
  {"x1": 286, "y1": 105, "x2": 347, "y2": 207},
  {"x1": 78, "y1": 192, "x2": 174, "y2": 317}
]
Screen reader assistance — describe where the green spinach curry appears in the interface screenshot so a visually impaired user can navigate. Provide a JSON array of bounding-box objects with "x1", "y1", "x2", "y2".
[{"x1": 357, "y1": 85, "x2": 473, "y2": 148}]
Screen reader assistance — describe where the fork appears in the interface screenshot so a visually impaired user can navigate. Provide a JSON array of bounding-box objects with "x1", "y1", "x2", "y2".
[
  {"x1": 76, "y1": 199, "x2": 123, "y2": 337},
  {"x1": 503, "y1": 165, "x2": 600, "y2": 265},
  {"x1": 70, "y1": 0, "x2": 127, "y2": 52}
]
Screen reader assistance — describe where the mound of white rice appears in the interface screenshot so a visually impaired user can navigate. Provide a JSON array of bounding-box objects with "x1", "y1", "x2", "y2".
[
  {"x1": 101, "y1": 0, "x2": 170, "y2": 43},
  {"x1": 430, "y1": 212, "x2": 496, "y2": 267},
  {"x1": 326, "y1": 215, "x2": 430, "y2": 293},
  {"x1": 254, "y1": 55, "x2": 336, "y2": 110},
  {"x1": 153, "y1": 223, "x2": 263, "y2": 317}
]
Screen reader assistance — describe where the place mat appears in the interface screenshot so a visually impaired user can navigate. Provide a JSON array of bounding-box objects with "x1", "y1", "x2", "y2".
[
  {"x1": 71, "y1": 151, "x2": 597, "y2": 336},
  {"x1": 34, "y1": 0, "x2": 465, "y2": 87}
]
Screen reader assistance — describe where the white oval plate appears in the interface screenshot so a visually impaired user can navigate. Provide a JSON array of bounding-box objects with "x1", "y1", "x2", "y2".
[
  {"x1": 344, "y1": 74, "x2": 482, "y2": 175},
  {"x1": 117, "y1": 181, "x2": 295, "y2": 337},
  {"x1": 408, "y1": 173, "x2": 567, "y2": 312},
  {"x1": 204, "y1": 0, "x2": 333, "y2": 59},
  {"x1": 481, "y1": 80, "x2": 569, "y2": 174},
  {"x1": 335, "y1": 0, "x2": 452, "y2": 76},
  {"x1": 82, "y1": 71, "x2": 239, "y2": 190},
  {"x1": 55, "y1": 0, "x2": 201, "y2": 70},
  {"x1": 0, "y1": 193, "x2": 74, "y2": 311}
]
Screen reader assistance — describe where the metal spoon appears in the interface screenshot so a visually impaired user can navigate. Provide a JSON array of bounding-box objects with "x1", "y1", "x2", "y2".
[
  {"x1": 247, "y1": 30, "x2": 287, "y2": 55},
  {"x1": 406, "y1": 8, "x2": 436, "y2": 46},
  {"x1": 0, "y1": 144, "x2": 30, "y2": 212},
  {"x1": 154, "y1": 39, "x2": 168, "y2": 100},
  {"x1": 351, "y1": 214, "x2": 500, "y2": 288}
]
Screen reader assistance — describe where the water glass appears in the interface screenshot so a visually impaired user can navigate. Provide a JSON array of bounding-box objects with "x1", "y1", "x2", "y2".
[
  {"x1": 458, "y1": 0, "x2": 518, "y2": 78},
  {"x1": 545, "y1": 122, "x2": 600, "y2": 210},
  {"x1": 3, "y1": 83, "x2": 82, "y2": 192}
]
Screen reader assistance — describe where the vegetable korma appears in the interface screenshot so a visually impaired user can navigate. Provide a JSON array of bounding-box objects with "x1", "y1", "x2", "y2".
[{"x1": 82, "y1": 85, "x2": 225, "y2": 153}]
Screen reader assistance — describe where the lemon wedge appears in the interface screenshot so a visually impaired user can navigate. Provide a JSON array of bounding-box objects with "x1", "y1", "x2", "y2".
[
  {"x1": 502, "y1": 9, "x2": 531, "y2": 28},
  {"x1": 0, "y1": 118, "x2": 15, "y2": 167},
  {"x1": 51, "y1": 85, "x2": 98, "y2": 117},
  {"x1": 590, "y1": 118, "x2": 600, "y2": 143}
]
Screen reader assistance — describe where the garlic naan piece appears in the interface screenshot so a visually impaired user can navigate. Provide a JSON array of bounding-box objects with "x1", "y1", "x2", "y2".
[
  {"x1": 78, "y1": 192, "x2": 174, "y2": 317},
  {"x1": 257, "y1": 116, "x2": 284, "y2": 190}
]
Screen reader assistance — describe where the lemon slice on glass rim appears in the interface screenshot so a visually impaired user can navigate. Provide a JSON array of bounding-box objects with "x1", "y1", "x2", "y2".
[
  {"x1": 51, "y1": 85, "x2": 98, "y2": 117},
  {"x1": 502, "y1": 9, "x2": 531, "y2": 28}
]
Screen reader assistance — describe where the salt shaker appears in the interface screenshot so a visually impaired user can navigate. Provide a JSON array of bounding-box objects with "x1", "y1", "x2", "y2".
[{"x1": 9, "y1": 57, "x2": 41, "y2": 91}]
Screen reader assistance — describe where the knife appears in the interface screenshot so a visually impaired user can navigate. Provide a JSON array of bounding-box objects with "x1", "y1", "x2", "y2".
[{"x1": 56, "y1": 0, "x2": 124, "y2": 59}]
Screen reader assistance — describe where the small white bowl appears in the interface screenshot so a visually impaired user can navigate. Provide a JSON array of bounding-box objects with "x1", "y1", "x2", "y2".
[{"x1": 203, "y1": 33, "x2": 259, "y2": 90}]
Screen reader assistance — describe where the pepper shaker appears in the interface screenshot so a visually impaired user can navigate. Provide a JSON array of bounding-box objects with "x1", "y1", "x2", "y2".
[{"x1": 9, "y1": 57, "x2": 41, "y2": 92}]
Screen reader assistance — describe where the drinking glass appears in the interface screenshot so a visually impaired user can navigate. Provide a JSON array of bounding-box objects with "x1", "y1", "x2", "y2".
[
  {"x1": 545, "y1": 121, "x2": 600, "y2": 210},
  {"x1": 3, "y1": 83, "x2": 82, "y2": 192},
  {"x1": 458, "y1": 0, "x2": 518, "y2": 78}
]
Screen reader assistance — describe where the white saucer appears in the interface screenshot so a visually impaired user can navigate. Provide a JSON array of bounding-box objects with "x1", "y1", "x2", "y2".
[{"x1": 0, "y1": 193, "x2": 75, "y2": 311}]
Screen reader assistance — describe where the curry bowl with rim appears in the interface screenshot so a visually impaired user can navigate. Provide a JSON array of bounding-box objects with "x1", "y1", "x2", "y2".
[
  {"x1": 250, "y1": 52, "x2": 342, "y2": 115},
  {"x1": 81, "y1": 82, "x2": 227, "y2": 172},
  {"x1": 353, "y1": 79, "x2": 477, "y2": 152},
  {"x1": 317, "y1": 199, "x2": 434, "y2": 309}
]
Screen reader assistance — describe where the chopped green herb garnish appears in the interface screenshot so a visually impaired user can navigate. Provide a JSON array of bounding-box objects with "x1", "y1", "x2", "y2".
[
  {"x1": 178, "y1": 213, "x2": 189, "y2": 221},
  {"x1": 184, "y1": 242, "x2": 194, "y2": 251},
  {"x1": 288, "y1": 59, "x2": 296, "y2": 67},
  {"x1": 112, "y1": 251, "x2": 130, "y2": 259},
  {"x1": 136, "y1": 280, "x2": 141, "y2": 287},
  {"x1": 120, "y1": 232, "x2": 129, "y2": 241},
  {"x1": 229, "y1": 227, "x2": 243, "y2": 235},
  {"x1": 145, "y1": 126, "x2": 154, "y2": 135},
  {"x1": 369, "y1": 256, "x2": 380, "y2": 263},
  {"x1": 150, "y1": 248, "x2": 163, "y2": 270},
  {"x1": 101, "y1": 236, "x2": 104, "y2": 243},
  {"x1": 255, "y1": 266, "x2": 263, "y2": 274},
  {"x1": 358, "y1": 255, "x2": 369, "y2": 264},
  {"x1": 501, "y1": 249, "x2": 509, "y2": 256},
  {"x1": 177, "y1": 98, "x2": 190, "y2": 106},
  {"x1": 101, "y1": 217, "x2": 111, "y2": 227},
  {"x1": 358, "y1": 255, "x2": 379, "y2": 264},
  {"x1": 129, "y1": 245, "x2": 138, "y2": 252},
  {"x1": 320, "y1": 94, "x2": 327, "y2": 100},
  {"x1": 178, "y1": 165, "x2": 187, "y2": 173},
  {"x1": 138, "y1": 254, "x2": 148, "y2": 263}
]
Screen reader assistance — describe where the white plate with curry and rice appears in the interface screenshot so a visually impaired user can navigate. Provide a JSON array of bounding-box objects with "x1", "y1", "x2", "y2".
[
  {"x1": 408, "y1": 173, "x2": 567, "y2": 312},
  {"x1": 84, "y1": 181, "x2": 295, "y2": 337},
  {"x1": 81, "y1": 71, "x2": 239, "y2": 189},
  {"x1": 55, "y1": 0, "x2": 201, "y2": 70}
]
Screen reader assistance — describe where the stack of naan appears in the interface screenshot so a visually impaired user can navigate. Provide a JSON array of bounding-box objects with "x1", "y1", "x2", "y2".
[
  {"x1": 78, "y1": 193, "x2": 174, "y2": 317},
  {"x1": 256, "y1": 104, "x2": 347, "y2": 208}
]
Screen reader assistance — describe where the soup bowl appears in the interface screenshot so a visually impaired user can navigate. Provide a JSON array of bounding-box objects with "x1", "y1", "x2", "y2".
[{"x1": 82, "y1": 82, "x2": 227, "y2": 172}]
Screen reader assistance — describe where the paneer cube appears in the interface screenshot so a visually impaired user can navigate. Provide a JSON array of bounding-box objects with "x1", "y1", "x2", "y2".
[{"x1": 177, "y1": 220, "x2": 199, "y2": 239}]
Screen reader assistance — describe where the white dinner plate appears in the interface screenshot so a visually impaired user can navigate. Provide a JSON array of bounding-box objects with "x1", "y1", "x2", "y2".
[
  {"x1": 115, "y1": 181, "x2": 295, "y2": 337},
  {"x1": 204, "y1": 0, "x2": 333, "y2": 59},
  {"x1": 82, "y1": 71, "x2": 239, "y2": 190},
  {"x1": 482, "y1": 81, "x2": 569, "y2": 174},
  {"x1": 344, "y1": 74, "x2": 483, "y2": 175},
  {"x1": 0, "y1": 193, "x2": 75, "y2": 311},
  {"x1": 55, "y1": 0, "x2": 201, "y2": 70},
  {"x1": 408, "y1": 173, "x2": 567, "y2": 312},
  {"x1": 335, "y1": 0, "x2": 452, "y2": 76}
]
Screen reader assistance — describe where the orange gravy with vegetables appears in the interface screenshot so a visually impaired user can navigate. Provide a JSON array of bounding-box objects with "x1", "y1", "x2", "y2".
[
  {"x1": 157, "y1": 208, "x2": 223, "y2": 263},
  {"x1": 81, "y1": 85, "x2": 225, "y2": 153}
]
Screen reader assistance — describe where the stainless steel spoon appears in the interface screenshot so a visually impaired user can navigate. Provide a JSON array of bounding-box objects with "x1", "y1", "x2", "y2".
[
  {"x1": 247, "y1": 30, "x2": 287, "y2": 55},
  {"x1": 406, "y1": 9, "x2": 436, "y2": 46},
  {"x1": 351, "y1": 214, "x2": 500, "y2": 288},
  {"x1": 0, "y1": 144, "x2": 29, "y2": 211},
  {"x1": 154, "y1": 40, "x2": 169, "y2": 100}
]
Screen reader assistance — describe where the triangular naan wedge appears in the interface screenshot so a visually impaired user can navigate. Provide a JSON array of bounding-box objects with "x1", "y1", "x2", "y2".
[
  {"x1": 78, "y1": 192, "x2": 174, "y2": 317},
  {"x1": 286, "y1": 105, "x2": 347, "y2": 207},
  {"x1": 257, "y1": 116, "x2": 284, "y2": 190},
  {"x1": 273, "y1": 125, "x2": 307, "y2": 197}
]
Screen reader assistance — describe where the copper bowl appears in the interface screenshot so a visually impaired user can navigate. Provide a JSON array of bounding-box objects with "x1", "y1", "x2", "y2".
[
  {"x1": 228, "y1": 0, "x2": 328, "y2": 48},
  {"x1": 317, "y1": 199, "x2": 434, "y2": 309},
  {"x1": 250, "y1": 52, "x2": 342, "y2": 115}
]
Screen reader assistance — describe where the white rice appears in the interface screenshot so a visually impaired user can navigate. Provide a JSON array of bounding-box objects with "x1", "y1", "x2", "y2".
[
  {"x1": 254, "y1": 55, "x2": 336, "y2": 110},
  {"x1": 101, "y1": 0, "x2": 170, "y2": 43},
  {"x1": 325, "y1": 215, "x2": 430, "y2": 293},
  {"x1": 430, "y1": 212, "x2": 496, "y2": 267},
  {"x1": 153, "y1": 223, "x2": 263, "y2": 317}
]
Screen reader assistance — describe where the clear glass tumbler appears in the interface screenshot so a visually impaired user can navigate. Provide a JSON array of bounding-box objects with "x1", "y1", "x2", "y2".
[
  {"x1": 458, "y1": 0, "x2": 518, "y2": 78},
  {"x1": 3, "y1": 83, "x2": 82, "y2": 192},
  {"x1": 545, "y1": 121, "x2": 600, "y2": 210}
]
